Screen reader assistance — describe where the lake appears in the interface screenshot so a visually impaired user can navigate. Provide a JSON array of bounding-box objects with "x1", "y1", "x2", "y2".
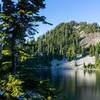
[{"x1": 35, "y1": 67, "x2": 100, "y2": 100}]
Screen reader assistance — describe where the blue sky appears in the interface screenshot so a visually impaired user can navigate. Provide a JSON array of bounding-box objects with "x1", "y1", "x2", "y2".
[{"x1": 35, "y1": 0, "x2": 100, "y2": 38}]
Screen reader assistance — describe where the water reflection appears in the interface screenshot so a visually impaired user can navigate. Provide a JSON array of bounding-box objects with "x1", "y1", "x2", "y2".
[{"x1": 51, "y1": 67, "x2": 100, "y2": 100}]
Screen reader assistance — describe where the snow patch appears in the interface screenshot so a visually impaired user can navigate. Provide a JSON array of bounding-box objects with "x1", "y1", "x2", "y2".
[{"x1": 51, "y1": 55, "x2": 95, "y2": 69}]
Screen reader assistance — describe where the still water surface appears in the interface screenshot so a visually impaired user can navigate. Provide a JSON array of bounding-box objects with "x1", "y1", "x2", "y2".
[{"x1": 36, "y1": 67, "x2": 100, "y2": 100}]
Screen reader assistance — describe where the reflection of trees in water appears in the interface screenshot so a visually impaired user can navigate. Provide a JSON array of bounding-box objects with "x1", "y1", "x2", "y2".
[
  {"x1": 76, "y1": 70, "x2": 96, "y2": 86},
  {"x1": 63, "y1": 70, "x2": 96, "y2": 86},
  {"x1": 51, "y1": 69, "x2": 100, "y2": 100},
  {"x1": 96, "y1": 71, "x2": 100, "y2": 89},
  {"x1": 76, "y1": 70, "x2": 99, "y2": 100}
]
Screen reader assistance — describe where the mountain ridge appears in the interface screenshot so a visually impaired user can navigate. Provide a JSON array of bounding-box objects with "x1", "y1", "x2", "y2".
[{"x1": 35, "y1": 21, "x2": 100, "y2": 61}]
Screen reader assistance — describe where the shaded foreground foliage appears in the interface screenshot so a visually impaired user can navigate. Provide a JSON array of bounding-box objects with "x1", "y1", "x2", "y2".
[{"x1": 0, "y1": 0, "x2": 57, "y2": 99}]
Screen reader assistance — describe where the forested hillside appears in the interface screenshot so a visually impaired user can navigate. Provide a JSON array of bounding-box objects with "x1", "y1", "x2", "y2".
[{"x1": 35, "y1": 21, "x2": 100, "y2": 61}]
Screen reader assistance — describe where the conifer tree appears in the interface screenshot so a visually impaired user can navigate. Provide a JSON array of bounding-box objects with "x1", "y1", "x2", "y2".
[{"x1": 0, "y1": 0, "x2": 46, "y2": 74}]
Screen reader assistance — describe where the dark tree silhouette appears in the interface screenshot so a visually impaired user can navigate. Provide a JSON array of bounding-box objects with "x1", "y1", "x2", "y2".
[{"x1": 0, "y1": 0, "x2": 47, "y2": 74}]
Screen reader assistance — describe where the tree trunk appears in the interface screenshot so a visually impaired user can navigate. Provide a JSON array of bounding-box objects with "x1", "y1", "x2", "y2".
[{"x1": 11, "y1": 36, "x2": 16, "y2": 74}]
